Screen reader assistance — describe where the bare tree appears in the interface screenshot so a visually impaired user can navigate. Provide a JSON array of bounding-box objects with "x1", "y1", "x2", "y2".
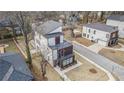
[
  {"x1": 15, "y1": 12, "x2": 32, "y2": 67},
  {"x1": 8, "y1": 16, "x2": 18, "y2": 42},
  {"x1": 83, "y1": 11, "x2": 90, "y2": 24}
]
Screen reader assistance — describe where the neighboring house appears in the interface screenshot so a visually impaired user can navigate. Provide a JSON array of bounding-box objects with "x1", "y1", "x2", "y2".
[
  {"x1": 82, "y1": 23, "x2": 118, "y2": 46},
  {"x1": 0, "y1": 47, "x2": 5, "y2": 53},
  {"x1": 14, "y1": 27, "x2": 22, "y2": 35},
  {"x1": 33, "y1": 20, "x2": 75, "y2": 69},
  {"x1": 0, "y1": 52, "x2": 34, "y2": 81},
  {"x1": 106, "y1": 15, "x2": 124, "y2": 38}
]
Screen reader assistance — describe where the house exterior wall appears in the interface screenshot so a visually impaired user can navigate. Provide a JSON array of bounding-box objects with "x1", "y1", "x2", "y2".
[
  {"x1": 34, "y1": 25, "x2": 75, "y2": 68},
  {"x1": 52, "y1": 49, "x2": 57, "y2": 60},
  {"x1": 106, "y1": 19, "x2": 124, "y2": 38},
  {"x1": 48, "y1": 37, "x2": 55, "y2": 46},
  {"x1": 47, "y1": 27, "x2": 63, "y2": 46},
  {"x1": 48, "y1": 35, "x2": 64, "y2": 46},
  {"x1": 34, "y1": 32, "x2": 54, "y2": 66},
  {"x1": 82, "y1": 26, "x2": 110, "y2": 46}
]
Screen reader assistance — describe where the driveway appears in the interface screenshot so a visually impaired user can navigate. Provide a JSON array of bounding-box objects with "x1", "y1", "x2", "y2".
[
  {"x1": 73, "y1": 42, "x2": 124, "y2": 80},
  {"x1": 88, "y1": 43, "x2": 104, "y2": 53}
]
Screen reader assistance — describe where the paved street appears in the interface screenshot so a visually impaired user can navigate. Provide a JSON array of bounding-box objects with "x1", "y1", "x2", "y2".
[{"x1": 73, "y1": 42, "x2": 124, "y2": 80}]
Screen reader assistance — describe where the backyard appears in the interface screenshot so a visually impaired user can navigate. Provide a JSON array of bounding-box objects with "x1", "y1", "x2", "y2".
[{"x1": 0, "y1": 39, "x2": 20, "y2": 53}]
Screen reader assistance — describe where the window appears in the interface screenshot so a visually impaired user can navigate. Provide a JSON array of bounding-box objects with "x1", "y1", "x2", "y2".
[
  {"x1": 83, "y1": 33, "x2": 86, "y2": 37},
  {"x1": 87, "y1": 34, "x2": 89, "y2": 38},
  {"x1": 55, "y1": 36, "x2": 60, "y2": 45},
  {"x1": 106, "y1": 34, "x2": 109, "y2": 38},
  {"x1": 94, "y1": 30, "x2": 96, "y2": 34},
  {"x1": 112, "y1": 33, "x2": 116, "y2": 38},
  {"x1": 88, "y1": 29, "x2": 90, "y2": 33},
  {"x1": 58, "y1": 46, "x2": 73, "y2": 58}
]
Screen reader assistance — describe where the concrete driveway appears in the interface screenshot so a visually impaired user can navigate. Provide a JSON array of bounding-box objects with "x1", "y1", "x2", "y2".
[{"x1": 88, "y1": 43, "x2": 104, "y2": 53}]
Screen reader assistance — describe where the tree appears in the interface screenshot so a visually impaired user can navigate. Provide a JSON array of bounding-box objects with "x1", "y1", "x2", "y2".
[
  {"x1": 15, "y1": 12, "x2": 32, "y2": 67},
  {"x1": 83, "y1": 11, "x2": 90, "y2": 24},
  {"x1": 8, "y1": 16, "x2": 17, "y2": 42}
]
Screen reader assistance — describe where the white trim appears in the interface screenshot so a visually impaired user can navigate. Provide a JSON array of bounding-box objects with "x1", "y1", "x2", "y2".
[{"x1": 2, "y1": 66, "x2": 14, "y2": 81}]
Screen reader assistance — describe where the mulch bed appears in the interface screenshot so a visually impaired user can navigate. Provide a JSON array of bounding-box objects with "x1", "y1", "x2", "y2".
[{"x1": 89, "y1": 68, "x2": 97, "y2": 74}]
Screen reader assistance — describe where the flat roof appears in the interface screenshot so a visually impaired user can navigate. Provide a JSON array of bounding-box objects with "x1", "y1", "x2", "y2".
[
  {"x1": 45, "y1": 32, "x2": 63, "y2": 38},
  {"x1": 49, "y1": 40, "x2": 72, "y2": 50},
  {"x1": 83, "y1": 23, "x2": 118, "y2": 33}
]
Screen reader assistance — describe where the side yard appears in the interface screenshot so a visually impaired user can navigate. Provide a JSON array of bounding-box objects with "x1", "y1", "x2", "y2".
[{"x1": 31, "y1": 53, "x2": 62, "y2": 81}]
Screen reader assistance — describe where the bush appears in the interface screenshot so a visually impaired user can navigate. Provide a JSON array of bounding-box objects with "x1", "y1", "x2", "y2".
[{"x1": 4, "y1": 33, "x2": 13, "y2": 39}]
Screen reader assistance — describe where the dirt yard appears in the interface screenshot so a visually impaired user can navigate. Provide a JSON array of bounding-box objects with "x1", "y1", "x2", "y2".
[
  {"x1": 32, "y1": 53, "x2": 62, "y2": 81},
  {"x1": 75, "y1": 37, "x2": 94, "y2": 47},
  {"x1": 99, "y1": 48, "x2": 124, "y2": 67},
  {"x1": 63, "y1": 30, "x2": 74, "y2": 41},
  {"x1": 109, "y1": 44, "x2": 122, "y2": 48},
  {"x1": 118, "y1": 38, "x2": 124, "y2": 45},
  {"x1": 65, "y1": 52, "x2": 109, "y2": 81}
]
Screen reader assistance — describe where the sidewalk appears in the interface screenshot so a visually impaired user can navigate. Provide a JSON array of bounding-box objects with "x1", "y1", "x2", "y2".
[{"x1": 50, "y1": 60, "x2": 82, "y2": 81}]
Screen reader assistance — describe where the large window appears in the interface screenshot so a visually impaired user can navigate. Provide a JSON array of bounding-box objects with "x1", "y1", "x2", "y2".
[
  {"x1": 83, "y1": 33, "x2": 86, "y2": 37},
  {"x1": 94, "y1": 30, "x2": 96, "y2": 34},
  {"x1": 55, "y1": 36, "x2": 60, "y2": 45},
  {"x1": 88, "y1": 29, "x2": 90, "y2": 33},
  {"x1": 58, "y1": 46, "x2": 73, "y2": 58}
]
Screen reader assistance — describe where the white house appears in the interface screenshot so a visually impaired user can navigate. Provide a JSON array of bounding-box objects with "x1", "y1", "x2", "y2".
[
  {"x1": 106, "y1": 15, "x2": 124, "y2": 38},
  {"x1": 33, "y1": 20, "x2": 75, "y2": 69},
  {"x1": 82, "y1": 23, "x2": 118, "y2": 46}
]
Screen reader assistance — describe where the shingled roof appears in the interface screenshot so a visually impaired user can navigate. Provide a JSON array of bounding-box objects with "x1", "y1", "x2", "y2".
[
  {"x1": 0, "y1": 52, "x2": 34, "y2": 81},
  {"x1": 107, "y1": 15, "x2": 124, "y2": 21},
  {"x1": 35, "y1": 20, "x2": 62, "y2": 35},
  {"x1": 83, "y1": 23, "x2": 118, "y2": 33}
]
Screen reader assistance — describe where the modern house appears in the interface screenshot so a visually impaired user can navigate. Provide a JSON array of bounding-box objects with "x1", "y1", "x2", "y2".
[
  {"x1": 0, "y1": 52, "x2": 34, "y2": 81},
  {"x1": 106, "y1": 15, "x2": 124, "y2": 38},
  {"x1": 82, "y1": 23, "x2": 118, "y2": 46},
  {"x1": 33, "y1": 20, "x2": 75, "y2": 69}
]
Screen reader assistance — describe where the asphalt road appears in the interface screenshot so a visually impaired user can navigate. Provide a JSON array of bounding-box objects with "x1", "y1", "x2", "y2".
[{"x1": 73, "y1": 42, "x2": 124, "y2": 80}]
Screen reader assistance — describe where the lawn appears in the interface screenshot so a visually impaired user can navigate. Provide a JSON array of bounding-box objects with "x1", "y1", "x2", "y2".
[
  {"x1": 65, "y1": 52, "x2": 109, "y2": 81},
  {"x1": 0, "y1": 39, "x2": 19, "y2": 53},
  {"x1": 99, "y1": 48, "x2": 124, "y2": 67},
  {"x1": 75, "y1": 37, "x2": 94, "y2": 47}
]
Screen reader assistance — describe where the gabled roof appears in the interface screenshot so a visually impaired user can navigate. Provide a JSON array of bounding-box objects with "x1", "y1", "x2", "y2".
[
  {"x1": 35, "y1": 20, "x2": 62, "y2": 35},
  {"x1": 83, "y1": 23, "x2": 118, "y2": 33},
  {"x1": 107, "y1": 15, "x2": 124, "y2": 21},
  {"x1": 0, "y1": 52, "x2": 33, "y2": 81}
]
